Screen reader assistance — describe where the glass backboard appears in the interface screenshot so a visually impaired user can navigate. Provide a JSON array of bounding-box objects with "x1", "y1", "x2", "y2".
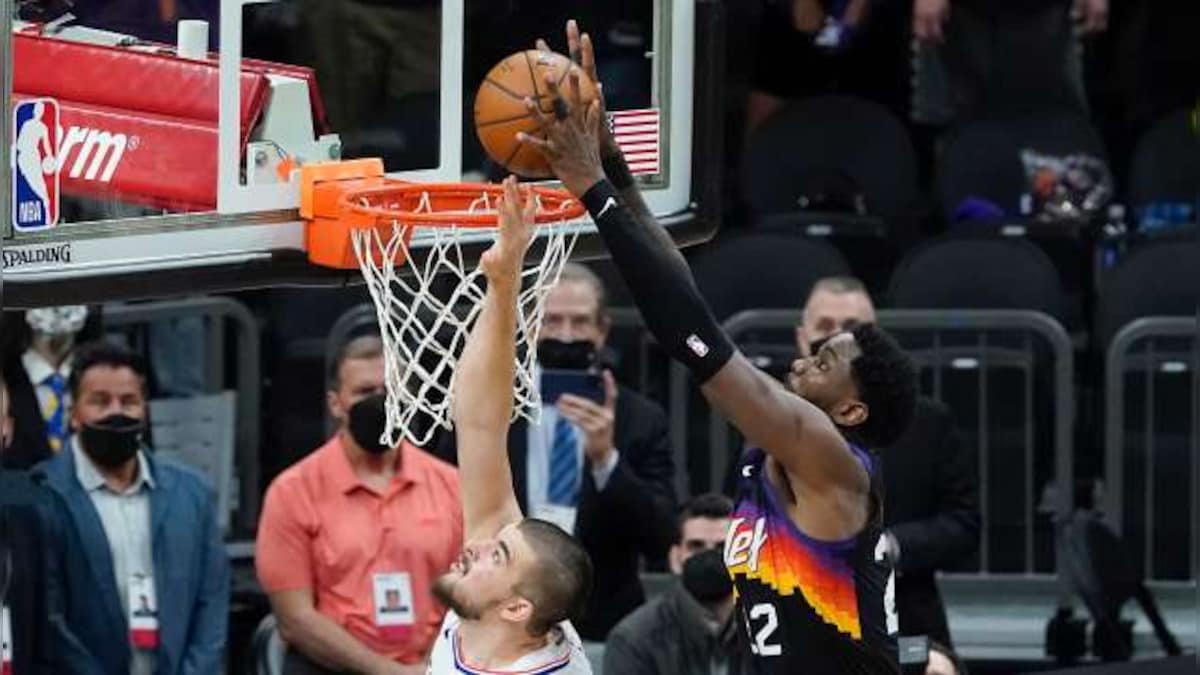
[{"x1": 1, "y1": 0, "x2": 718, "y2": 307}]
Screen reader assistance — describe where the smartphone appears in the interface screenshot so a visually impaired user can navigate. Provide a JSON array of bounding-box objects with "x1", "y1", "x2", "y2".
[{"x1": 540, "y1": 369, "x2": 604, "y2": 404}]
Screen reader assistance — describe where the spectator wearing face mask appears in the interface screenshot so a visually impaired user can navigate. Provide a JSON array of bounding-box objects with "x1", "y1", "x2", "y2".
[
  {"x1": 604, "y1": 493, "x2": 739, "y2": 675},
  {"x1": 2, "y1": 306, "x2": 91, "y2": 469},
  {"x1": 256, "y1": 335, "x2": 462, "y2": 674},
  {"x1": 39, "y1": 341, "x2": 230, "y2": 674},
  {"x1": 436, "y1": 263, "x2": 678, "y2": 640}
]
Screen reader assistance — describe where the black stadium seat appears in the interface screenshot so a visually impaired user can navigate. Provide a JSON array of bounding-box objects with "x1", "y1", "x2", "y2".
[
  {"x1": 1097, "y1": 240, "x2": 1199, "y2": 346},
  {"x1": 886, "y1": 235, "x2": 1068, "y2": 573},
  {"x1": 887, "y1": 235, "x2": 1067, "y2": 322},
  {"x1": 744, "y1": 96, "x2": 920, "y2": 225},
  {"x1": 688, "y1": 231, "x2": 850, "y2": 321},
  {"x1": 935, "y1": 109, "x2": 1107, "y2": 224},
  {"x1": 1127, "y1": 108, "x2": 1200, "y2": 214},
  {"x1": 742, "y1": 96, "x2": 918, "y2": 291}
]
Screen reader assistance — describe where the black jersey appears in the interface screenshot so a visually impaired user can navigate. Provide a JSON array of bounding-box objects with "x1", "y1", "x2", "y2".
[{"x1": 724, "y1": 446, "x2": 899, "y2": 674}]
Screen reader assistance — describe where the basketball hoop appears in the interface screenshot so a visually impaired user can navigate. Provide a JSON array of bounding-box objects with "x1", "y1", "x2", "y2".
[{"x1": 302, "y1": 159, "x2": 586, "y2": 447}]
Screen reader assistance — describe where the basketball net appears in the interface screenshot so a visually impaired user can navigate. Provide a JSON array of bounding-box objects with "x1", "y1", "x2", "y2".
[{"x1": 351, "y1": 189, "x2": 582, "y2": 448}]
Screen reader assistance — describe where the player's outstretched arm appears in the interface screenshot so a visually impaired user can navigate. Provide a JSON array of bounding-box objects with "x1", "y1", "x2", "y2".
[
  {"x1": 453, "y1": 176, "x2": 537, "y2": 542},
  {"x1": 520, "y1": 66, "x2": 865, "y2": 493}
]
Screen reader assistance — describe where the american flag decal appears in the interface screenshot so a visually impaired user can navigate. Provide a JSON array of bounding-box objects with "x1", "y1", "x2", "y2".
[{"x1": 609, "y1": 108, "x2": 661, "y2": 176}]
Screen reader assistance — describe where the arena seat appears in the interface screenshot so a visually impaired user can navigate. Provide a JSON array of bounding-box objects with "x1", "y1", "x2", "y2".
[
  {"x1": 742, "y1": 96, "x2": 919, "y2": 292},
  {"x1": 1099, "y1": 241, "x2": 1198, "y2": 582},
  {"x1": 887, "y1": 235, "x2": 1067, "y2": 321},
  {"x1": 934, "y1": 108, "x2": 1108, "y2": 224},
  {"x1": 688, "y1": 231, "x2": 851, "y2": 321},
  {"x1": 1097, "y1": 240, "x2": 1199, "y2": 347},
  {"x1": 1127, "y1": 108, "x2": 1200, "y2": 220},
  {"x1": 744, "y1": 96, "x2": 919, "y2": 225},
  {"x1": 887, "y1": 235, "x2": 1069, "y2": 573}
]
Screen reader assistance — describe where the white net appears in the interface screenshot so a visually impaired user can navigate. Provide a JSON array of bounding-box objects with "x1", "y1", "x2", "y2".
[{"x1": 351, "y1": 188, "x2": 582, "y2": 448}]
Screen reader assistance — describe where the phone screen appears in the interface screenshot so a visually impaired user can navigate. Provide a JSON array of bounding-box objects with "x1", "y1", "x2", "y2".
[{"x1": 540, "y1": 369, "x2": 604, "y2": 404}]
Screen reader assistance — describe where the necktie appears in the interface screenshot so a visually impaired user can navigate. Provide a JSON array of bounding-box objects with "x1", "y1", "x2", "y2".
[
  {"x1": 41, "y1": 372, "x2": 68, "y2": 453},
  {"x1": 547, "y1": 416, "x2": 580, "y2": 506}
]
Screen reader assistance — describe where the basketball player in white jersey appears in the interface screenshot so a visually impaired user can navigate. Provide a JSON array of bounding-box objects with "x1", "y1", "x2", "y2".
[{"x1": 427, "y1": 176, "x2": 594, "y2": 674}]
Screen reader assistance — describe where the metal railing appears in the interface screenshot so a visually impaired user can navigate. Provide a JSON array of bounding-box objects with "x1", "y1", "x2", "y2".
[
  {"x1": 1104, "y1": 317, "x2": 1199, "y2": 580},
  {"x1": 675, "y1": 309, "x2": 1074, "y2": 581},
  {"x1": 103, "y1": 296, "x2": 262, "y2": 534}
]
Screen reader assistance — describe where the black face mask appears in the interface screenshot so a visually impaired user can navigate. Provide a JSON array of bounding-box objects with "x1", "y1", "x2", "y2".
[
  {"x1": 80, "y1": 414, "x2": 145, "y2": 469},
  {"x1": 681, "y1": 548, "x2": 733, "y2": 606},
  {"x1": 348, "y1": 393, "x2": 391, "y2": 455},
  {"x1": 537, "y1": 338, "x2": 597, "y2": 371}
]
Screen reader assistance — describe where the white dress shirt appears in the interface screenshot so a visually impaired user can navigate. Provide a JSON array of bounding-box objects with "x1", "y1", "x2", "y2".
[
  {"x1": 525, "y1": 404, "x2": 620, "y2": 520},
  {"x1": 72, "y1": 439, "x2": 157, "y2": 675}
]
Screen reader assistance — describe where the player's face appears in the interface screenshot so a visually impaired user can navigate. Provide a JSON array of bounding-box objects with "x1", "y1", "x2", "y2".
[
  {"x1": 788, "y1": 333, "x2": 865, "y2": 424},
  {"x1": 328, "y1": 356, "x2": 386, "y2": 425},
  {"x1": 433, "y1": 523, "x2": 536, "y2": 622},
  {"x1": 797, "y1": 290, "x2": 875, "y2": 356},
  {"x1": 541, "y1": 280, "x2": 608, "y2": 349}
]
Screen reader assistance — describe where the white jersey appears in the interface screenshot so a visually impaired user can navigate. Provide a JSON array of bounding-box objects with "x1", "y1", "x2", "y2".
[{"x1": 428, "y1": 610, "x2": 592, "y2": 674}]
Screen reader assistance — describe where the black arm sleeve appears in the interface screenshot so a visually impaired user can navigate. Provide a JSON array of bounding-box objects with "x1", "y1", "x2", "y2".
[{"x1": 582, "y1": 180, "x2": 734, "y2": 383}]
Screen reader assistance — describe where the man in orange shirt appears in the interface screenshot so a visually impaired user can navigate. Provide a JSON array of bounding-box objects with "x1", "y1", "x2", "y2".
[{"x1": 256, "y1": 336, "x2": 463, "y2": 675}]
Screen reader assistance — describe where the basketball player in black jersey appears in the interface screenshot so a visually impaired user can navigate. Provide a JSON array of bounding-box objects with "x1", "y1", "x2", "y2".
[{"x1": 521, "y1": 20, "x2": 918, "y2": 674}]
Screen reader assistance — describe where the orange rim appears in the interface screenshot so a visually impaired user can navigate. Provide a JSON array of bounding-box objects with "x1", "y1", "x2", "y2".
[{"x1": 340, "y1": 182, "x2": 587, "y2": 228}]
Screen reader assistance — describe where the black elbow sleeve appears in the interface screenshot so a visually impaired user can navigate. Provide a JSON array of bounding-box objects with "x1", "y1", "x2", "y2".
[{"x1": 582, "y1": 181, "x2": 734, "y2": 383}]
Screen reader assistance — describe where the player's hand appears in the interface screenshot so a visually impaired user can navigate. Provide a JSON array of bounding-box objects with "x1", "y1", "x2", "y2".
[
  {"x1": 518, "y1": 72, "x2": 605, "y2": 198},
  {"x1": 480, "y1": 176, "x2": 536, "y2": 282},
  {"x1": 557, "y1": 370, "x2": 618, "y2": 466},
  {"x1": 792, "y1": 0, "x2": 825, "y2": 33},
  {"x1": 1073, "y1": 0, "x2": 1107, "y2": 35},
  {"x1": 913, "y1": 0, "x2": 949, "y2": 43},
  {"x1": 537, "y1": 20, "x2": 618, "y2": 159}
]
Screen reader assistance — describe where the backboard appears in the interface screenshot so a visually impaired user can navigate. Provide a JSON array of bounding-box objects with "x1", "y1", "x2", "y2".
[{"x1": 1, "y1": 0, "x2": 721, "y2": 307}]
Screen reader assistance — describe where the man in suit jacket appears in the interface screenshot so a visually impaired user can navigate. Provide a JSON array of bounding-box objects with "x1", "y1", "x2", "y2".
[
  {"x1": 39, "y1": 341, "x2": 229, "y2": 675},
  {"x1": 797, "y1": 277, "x2": 979, "y2": 675},
  {"x1": 437, "y1": 263, "x2": 677, "y2": 640}
]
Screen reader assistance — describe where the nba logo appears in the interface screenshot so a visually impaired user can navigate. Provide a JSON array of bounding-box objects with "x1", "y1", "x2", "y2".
[{"x1": 12, "y1": 98, "x2": 60, "y2": 231}]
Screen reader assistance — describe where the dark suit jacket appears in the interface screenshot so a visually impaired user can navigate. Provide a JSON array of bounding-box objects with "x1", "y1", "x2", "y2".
[
  {"x1": 881, "y1": 398, "x2": 980, "y2": 648},
  {"x1": 0, "y1": 471, "x2": 58, "y2": 674},
  {"x1": 1, "y1": 354, "x2": 53, "y2": 470},
  {"x1": 436, "y1": 385, "x2": 677, "y2": 640},
  {"x1": 39, "y1": 442, "x2": 230, "y2": 675}
]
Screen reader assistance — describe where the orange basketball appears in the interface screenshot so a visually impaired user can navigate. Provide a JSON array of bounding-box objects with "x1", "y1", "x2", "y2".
[{"x1": 474, "y1": 50, "x2": 598, "y2": 179}]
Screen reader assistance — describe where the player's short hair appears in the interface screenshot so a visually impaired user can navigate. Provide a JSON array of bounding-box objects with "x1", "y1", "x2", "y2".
[
  {"x1": 328, "y1": 334, "x2": 384, "y2": 389},
  {"x1": 809, "y1": 275, "x2": 868, "y2": 299},
  {"x1": 556, "y1": 263, "x2": 609, "y2": 320},
  {"x1": 515, "y1": 518, "x2": 594, "y2": 636},
  {"x1": 69, "y1": 341, "x2": 149, "y2": 400},
  {"x1": 676, "y1": 493, "x2": 734, "y2": 543},
  {"x1": 847, "y1": 323, "x2": 917, "y2": 448}
]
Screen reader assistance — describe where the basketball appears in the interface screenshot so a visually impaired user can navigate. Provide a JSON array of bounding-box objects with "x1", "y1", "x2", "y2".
[{"x1": 474, "y1": 49, "x2": 598, "y2": 179}]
